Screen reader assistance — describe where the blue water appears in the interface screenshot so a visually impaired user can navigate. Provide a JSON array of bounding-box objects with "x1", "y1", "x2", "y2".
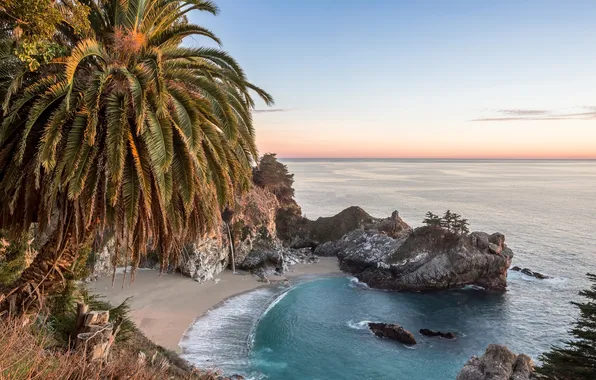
[
  {"x1": 250, "y1": 274, "x2": 570, "y2": 380},
  {"x1": 182, "y1": 160, "x2": 596, "y2": 379}
]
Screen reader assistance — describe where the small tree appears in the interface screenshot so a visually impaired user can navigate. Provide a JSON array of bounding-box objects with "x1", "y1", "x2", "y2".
[
  {"x1": 423, "y1": 212, "x2": 442, "y2": 228},
  {"x1": 253, "y1": 154, "x2": 296, "y2": 206},
  {"x1": 442, "y1": 210, "x2": 454, "y2": 231},
  {"x1": 459, "y1": 218, "x2": 470, "y2": 235},
  {"x1": 536, "y1": 273, "x2": 596, "y2": 380}
]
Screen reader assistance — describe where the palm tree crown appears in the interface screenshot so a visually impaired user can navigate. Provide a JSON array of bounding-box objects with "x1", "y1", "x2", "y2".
[{"x1": 0, "y1": 0, "x2": 272, "y2": 290}]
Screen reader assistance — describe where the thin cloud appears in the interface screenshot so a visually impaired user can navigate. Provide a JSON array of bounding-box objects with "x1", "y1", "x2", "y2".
[
  {"x1": 472, "y1": 107, "x2": 596, "y2": 122},
  {"x1": 253, "y1": 108, "x2": 293, "y2": 113},
  {"x1": 497, "y1": 109, "x2": 550, "y2": 116}
]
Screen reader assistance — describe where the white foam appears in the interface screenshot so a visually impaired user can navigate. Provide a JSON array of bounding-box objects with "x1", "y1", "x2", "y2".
[
  {"x1": 180, "y1": 287, "x2": 280, "y2": 374},
  {"x1": 347, "y1": 320, "x2": 372, "y2": 330},
  {"x1": 508, "y1": 270, "x2": 567, "y2": 285},
  {"x1": 348, "y1": 276, "x2": 370, "y2": 289}
]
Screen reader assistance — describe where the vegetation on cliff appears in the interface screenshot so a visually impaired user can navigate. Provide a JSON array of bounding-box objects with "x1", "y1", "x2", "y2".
[
  {"x1": 422, "y1": 210, "x2": 470, "y2": 235},
  {"x1": 536, "y1": 273, "x2": 596, "y2": 380},
  {"x1": 253, "y1": 154, "x2": 296, "y2": 206},
  {"x1": 0, "y1": 0, "x2": 271, "y2": 312}
]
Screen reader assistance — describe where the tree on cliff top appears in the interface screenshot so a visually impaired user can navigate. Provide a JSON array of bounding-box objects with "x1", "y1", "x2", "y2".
[
  {"x1": 422, "y1": 211, "x2": 469, "y2": 235},
  {"x1": 0, "y1": 0, "x2": 272, "y2": 313},
  {"x1": 253, "y1": 154, "x2": 298, "y2": 209},
  {"x1": 536, "y1": 273, "x2": 596, "y2": 380}
]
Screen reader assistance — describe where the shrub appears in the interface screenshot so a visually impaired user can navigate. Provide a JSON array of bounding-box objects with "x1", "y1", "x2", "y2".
[{"x1": 536, "y1": 273, "x2": 596, "y2": 380}]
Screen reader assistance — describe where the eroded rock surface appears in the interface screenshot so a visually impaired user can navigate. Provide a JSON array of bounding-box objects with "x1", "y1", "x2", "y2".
[
  {"x1": 368, "y1": 322, "x2": 417, "y2": 345},
  {"x1": 457, "y1": 344, "x2": 535, "y2": 380},
  {"x1": 330, "y1": 226, "x2": 513, "y2": 291}
]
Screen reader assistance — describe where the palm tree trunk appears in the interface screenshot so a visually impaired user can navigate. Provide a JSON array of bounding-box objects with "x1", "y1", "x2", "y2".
[
  {"x1": 225, "y1": 222, "x2": 236, "y2": 274},
  {"x1": 0, "y1": 233, "x2": 78, "y2": 315}
]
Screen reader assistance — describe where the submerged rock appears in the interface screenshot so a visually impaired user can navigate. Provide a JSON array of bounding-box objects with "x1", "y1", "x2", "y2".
[
  {"x1": 457, "y1": 344, "x2": 535, "y2": 380},
  {"x1": 419, "y1": 329, "x2": 456, "y2": 339},
  {"x1": 333, "y1": 226, "x2": 513, "y2": 292},
  {"x1": 511, "y1": 266, "x2": 550, "y2": 279},
  {"x1": 368, "y1": 322, "x2": 417, "y2": 345}
]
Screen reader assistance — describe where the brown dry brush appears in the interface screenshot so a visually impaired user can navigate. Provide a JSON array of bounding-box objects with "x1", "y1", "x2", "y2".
[
  {"x1": 0, "y1": 317, "x2": 167, "y2": 380},
  {"x1": 0, "y1": 317, "x2": 227, "y2": 380}
]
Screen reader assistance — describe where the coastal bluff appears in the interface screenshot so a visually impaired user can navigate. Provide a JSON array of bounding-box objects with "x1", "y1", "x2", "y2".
[{"x1": 282, "y1": 207, "x2": 514, "y2": 292}]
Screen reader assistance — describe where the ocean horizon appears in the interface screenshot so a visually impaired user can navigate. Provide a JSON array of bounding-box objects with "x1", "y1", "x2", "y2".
[{"x1": 181, "y1": 159, "x2": 595, "y2": 379}]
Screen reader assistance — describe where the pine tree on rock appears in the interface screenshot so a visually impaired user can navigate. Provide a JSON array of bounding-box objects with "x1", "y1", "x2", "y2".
[
  {"x1": 536, "y1": 273, "x2": 596, "y2": 380},
  {"x1": 422, "y1": 212, "x2": 442, "y2": 228}
]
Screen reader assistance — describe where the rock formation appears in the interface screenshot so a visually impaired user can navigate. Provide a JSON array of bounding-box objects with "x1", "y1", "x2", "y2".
[
  {"x1": 510, "y1": 266, "x2": 550, "y2": 279},
  {"x1": 419, "y1": 329, "x2": 456, "y2": 339},
  {"x1": 368, "y1": 322, "x2": 417, "y2": 345},
  {"x1": 178, "y1": 238, "x2": 229, "y2": 282},
  {"x1": 457, "y1": 344, "x2": 535, "y2": 380},
  {"x1": 281, "y1": 207, "x2": 412, "y2": 250},
  {"x1": 321, "y1": 223, "x2": 513, "y2": 291}
]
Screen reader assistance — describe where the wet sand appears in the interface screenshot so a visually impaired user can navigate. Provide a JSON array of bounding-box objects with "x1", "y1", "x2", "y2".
[{"x1": 87, "y1": 257, "x2": 341, "y2": 352}]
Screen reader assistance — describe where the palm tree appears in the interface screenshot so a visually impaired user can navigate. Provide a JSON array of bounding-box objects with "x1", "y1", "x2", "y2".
[{"x1": 0, "y1": 0, "x2": 272, "y2": 312}]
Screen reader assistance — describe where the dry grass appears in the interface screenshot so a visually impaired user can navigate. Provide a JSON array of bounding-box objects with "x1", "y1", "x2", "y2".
[{"x1": 0, "y1": 317, "x2": 229, "y2": 380}]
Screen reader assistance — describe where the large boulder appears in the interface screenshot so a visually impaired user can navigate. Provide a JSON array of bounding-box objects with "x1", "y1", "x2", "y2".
[
  {"x1": 178, "y1": 238, "x2": 229, "y2": 283},
  {"x1": 333, "y1": 225, "x2": 513, "y2": 291},
  {"x1": 457, "y1": 344, "x2": 535, "y2": 380},
  {"x1": 368, "y1": 322, "x2": 416, "y2": 345}
]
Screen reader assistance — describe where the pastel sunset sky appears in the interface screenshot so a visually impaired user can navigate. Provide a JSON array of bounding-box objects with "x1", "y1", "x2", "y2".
[{"x1": 191, "y1": 0, "x2": 596, "y2": 159}]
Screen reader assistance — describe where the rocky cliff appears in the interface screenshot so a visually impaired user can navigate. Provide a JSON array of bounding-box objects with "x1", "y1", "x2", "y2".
[
  {"x1": 281, "y1": 207, "x2": 412, "y2": 249},
  {"x1": 457, "y1": 344, "x2": 536, "y2": 380},
  {"x1": 86, "y1": 186, "x2": 315, "y2": 282},
  {"x1": 285, "y1": 207, "x2": 513, "y2": 291}
]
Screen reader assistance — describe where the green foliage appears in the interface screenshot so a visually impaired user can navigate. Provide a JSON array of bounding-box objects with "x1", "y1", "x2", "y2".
[
  {"x1": 47, "y1": 282, "x2": 136, "y2": 347},
  {"x1": 536, "y1": 273, "x2": 596, "y2": 380},
  {"x1": 253, "y1": 153, "x2": 298, "y2": 207},
  {"x1": 2, "y1": 0, "x2": 90, "y2": 70},
  {"x1": 422, "y1": 212, "x2": 442, "y2": 228},
  {"x1": 0, "y1": 232, "x2": 30, "y2": 285},
  {"x1": 0, "y1": 0, "x2": 273, "y2": 283},
  {"x1": 86, "y1": 294, "x2": 136, "y2": 343},
  {"x1": 422, "y1": 210, "x2": 470, "y2": 235},
  {"x1": 14, "y1": 41, "x2": 68, "y2": 71}
]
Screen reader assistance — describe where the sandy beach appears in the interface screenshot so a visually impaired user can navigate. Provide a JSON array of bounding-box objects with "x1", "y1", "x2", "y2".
[{"x1": 87, "y1": 257, "x2": 341, "y2": 353}]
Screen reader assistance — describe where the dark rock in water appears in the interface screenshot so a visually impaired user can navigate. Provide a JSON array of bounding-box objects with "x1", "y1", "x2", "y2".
[
  {"x1": 532, "y1": 271, "x2": 548, "y2": 279},
  {"x1": 521, "y1": 268, "x2": 534, "y2": 276},
  {"x1": 228, "y1": 375, "x2": 246, "y2": 380},
  {"x1": 368, "y1": 322, "x2": 416, "y2": 345},
  {"x1": 419, "y1": 329, "x2": 456, "y2": 339},
  {"x1": 333, "y1": 226, "x2": 513, "y2": 292},
  {"x1": 513, "y1": 267, "x2": 551, "y2": 279},
  {"x1": 457, "y1": 344, "x2": 535, "y2": 380}
]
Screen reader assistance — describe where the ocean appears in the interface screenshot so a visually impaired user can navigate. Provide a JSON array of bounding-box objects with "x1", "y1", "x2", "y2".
[{"x1": 181, "y1": 159, "x2": 596, "y2": 379}]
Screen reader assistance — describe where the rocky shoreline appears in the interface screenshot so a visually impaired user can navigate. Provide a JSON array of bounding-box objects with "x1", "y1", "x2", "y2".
[{"x1": 86, "y1": 161, "x2": 536, "y2": 378}]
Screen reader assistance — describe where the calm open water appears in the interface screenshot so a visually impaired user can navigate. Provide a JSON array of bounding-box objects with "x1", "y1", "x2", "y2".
[{"x1": 181, "y1": 160, "x2": 596, "y2": 379}]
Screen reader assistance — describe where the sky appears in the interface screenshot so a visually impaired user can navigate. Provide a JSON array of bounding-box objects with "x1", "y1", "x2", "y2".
[{"x1": 189, "y1": 0, "x2": 596, "y2": 159}]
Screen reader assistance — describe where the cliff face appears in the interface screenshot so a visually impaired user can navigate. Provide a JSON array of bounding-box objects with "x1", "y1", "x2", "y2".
[
  {"x1": 86, "y1": 187, "x2": 284, "y2": 282},
  {"x1": 281, "y1": 207, "x2": 412, "y2": 249},
  {"x1": 284, "y1": 208, "x2": 513, "y2": 292},
  {"x1": 457, "y1": 344, "x2": 535, "y2": 380}
]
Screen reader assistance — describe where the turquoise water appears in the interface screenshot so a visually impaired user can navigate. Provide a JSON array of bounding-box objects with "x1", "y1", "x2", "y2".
[
  {"x1": 249, "y1": 274, "x2": 570, "y2": 380},
  {"x1": 181, "y1": 160, "x2": 596, "y2": 379}
]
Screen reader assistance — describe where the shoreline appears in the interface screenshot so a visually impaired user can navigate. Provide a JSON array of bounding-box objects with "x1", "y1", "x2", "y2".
[{"x1": 87, "y1": 257, "x2": 341, "y2": 353}]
